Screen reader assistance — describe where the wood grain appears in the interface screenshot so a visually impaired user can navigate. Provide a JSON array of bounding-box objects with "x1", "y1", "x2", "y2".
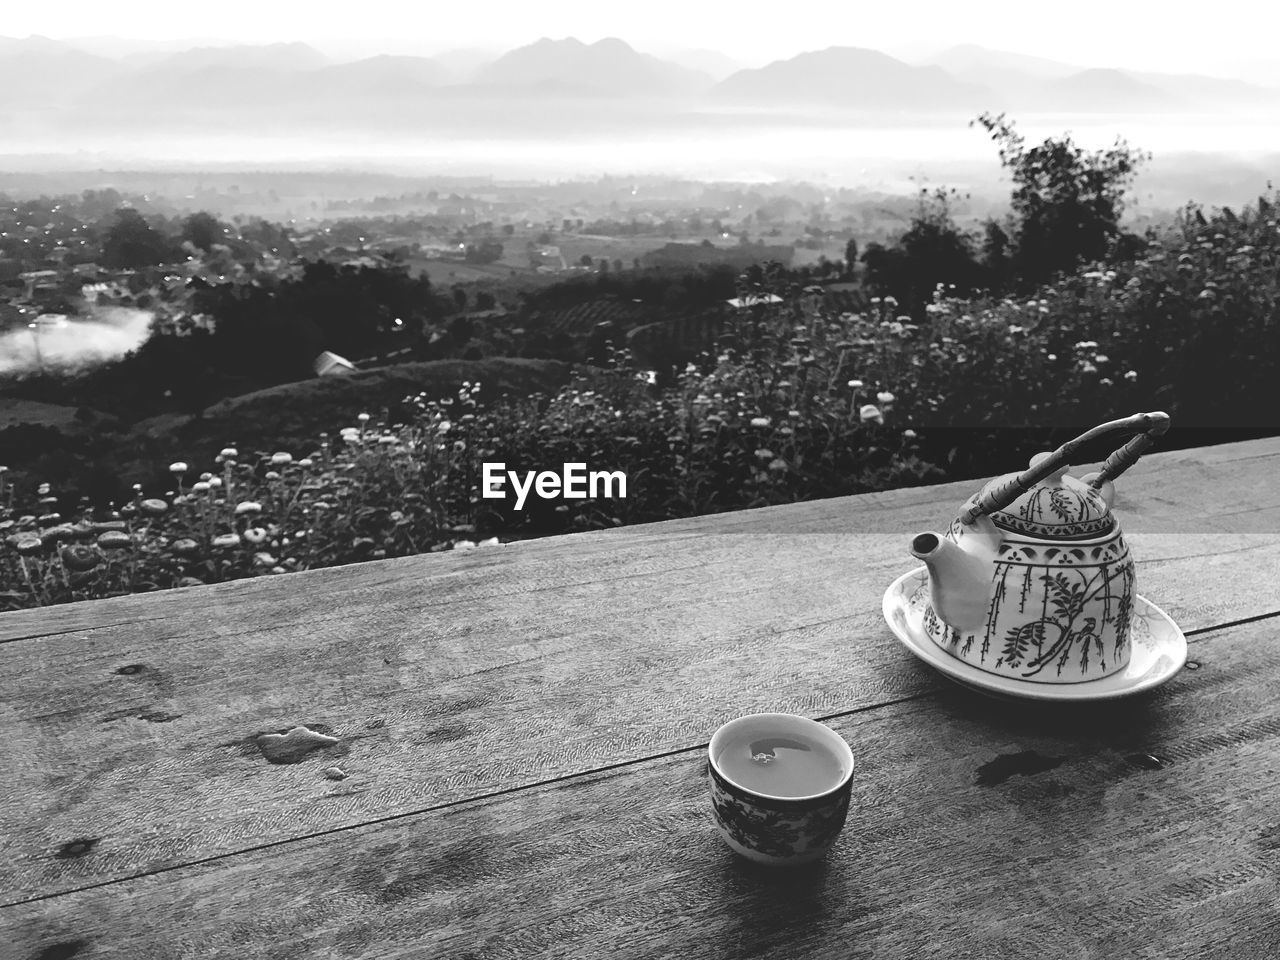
[
  {"x1": 6, "y1": 617, "x2": 1279, "y2": 959},
  {"x1": 1, "y1": 440, "x2": 1278, "y2": 903}
]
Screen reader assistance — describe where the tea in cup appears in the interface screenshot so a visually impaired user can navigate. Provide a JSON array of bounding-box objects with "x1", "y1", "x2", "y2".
[{"x1": 707, "y1": 713, "x2": 854, "y2": 866}]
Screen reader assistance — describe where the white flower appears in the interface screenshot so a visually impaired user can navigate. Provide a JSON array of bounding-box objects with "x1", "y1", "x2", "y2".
[
  {"x1": 169, "y1": 462, "x2": 188, "y2": 474},
  {"x1": 298, "y1": 458, "x2": 313, "y2": 467},
  {"x1": 234, "y1": 501, "x2": 262, "y2": 516},
  {"x1": 243, "y1": 527, "x2": 268, "y2": 544},
  {"x1": 1124, "y1": 370, "x2": 1139, "y2": 382},
  {"x1": 479, "y1": 537, "x2": 501, "y2": 547},
  {"x1": 859, "y1": 404, "x2": 884, "y2": 424},
  {"x1": 452, "y1": 540, "x2": 477, "y2": 551},
  {"x1": 357, "y1": 412, "x2": 371, "y2": 423},
  {"x1": 847, "y1": 379, "x2": 864, "y2": 389},
  {"x1": 212, "y1": 533, "x2": 241, "y2": 548},
  {"x1": 877, "y1": 391, "x2": 896, "y2": 404},
  {"x1": 191, "y1": 481, "x2": 210, "y2": 494},
  {"x1": 219, "y1": 447, "x2": 238, "y2": 460},
  {"x1": 270, "y1": 452, "x2": 292, "y2": 466},
  {"x1": 903, "y1": 429, "x2": 918, "y2": 438},
  {"x1": 750, "y1": 417, "x2": 771, "y2": 428},
  {"x1": 1094, "y1": 354, "x2": 1109, "y2": 364},
  {"x1": 208, "y1": 477, "x2": 223, "y2": 489}
]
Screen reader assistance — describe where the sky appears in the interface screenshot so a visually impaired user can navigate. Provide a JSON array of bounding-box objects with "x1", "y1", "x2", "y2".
[{"x1": 6, "y1": 0, "x2": 1280, "y2": 81}]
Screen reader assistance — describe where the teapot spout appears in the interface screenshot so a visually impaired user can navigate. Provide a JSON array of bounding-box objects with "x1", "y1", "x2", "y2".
[{"x1": 910, "y1": 527, "x2": 995, "y2": 632}]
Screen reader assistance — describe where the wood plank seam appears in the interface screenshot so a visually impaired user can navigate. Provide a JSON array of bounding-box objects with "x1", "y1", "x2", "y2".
[
  {"x1": 0, "y1": 616, "x2": 172, "y2": 646},
  {"x1": 1183, "y1": 609, "x2": 1280, "y2": 637}
]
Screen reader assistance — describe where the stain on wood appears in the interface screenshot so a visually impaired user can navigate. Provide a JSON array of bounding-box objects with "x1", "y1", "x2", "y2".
[
  {"x1": 99, "y1": 707, "x2": 181, "y2": 724},
  {"x1": 52, "y1": 838, "x2": 99, "y2": 860},
  {"x1": 254, "y1": 725, "x2": 342, "y2": 764},
  {"x1": 34, "y1": 942, "x2": 89, "y2": 960},
  {"x1": 974, "y1": 750, "x2": 1066, "y2": 786}
]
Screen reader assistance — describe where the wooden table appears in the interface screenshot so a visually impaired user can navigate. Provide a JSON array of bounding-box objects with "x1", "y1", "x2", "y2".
[{"x1": 4, "y1": 437, "x2": 1280, "y2": 959}]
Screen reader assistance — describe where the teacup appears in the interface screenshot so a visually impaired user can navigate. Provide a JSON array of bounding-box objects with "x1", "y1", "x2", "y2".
[{"x1": 707, "y1": 713, "x2": 854, "y2": 866}]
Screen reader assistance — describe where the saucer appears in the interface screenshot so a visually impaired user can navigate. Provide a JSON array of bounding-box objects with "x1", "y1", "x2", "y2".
[{"x1": 882, "y1": 566, "x2": 1188, "y2": 702}]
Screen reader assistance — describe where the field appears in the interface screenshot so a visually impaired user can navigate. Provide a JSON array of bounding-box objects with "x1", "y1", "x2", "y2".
[{"x1": 0, "y1": 397, "x2": 94, "y2": 431}]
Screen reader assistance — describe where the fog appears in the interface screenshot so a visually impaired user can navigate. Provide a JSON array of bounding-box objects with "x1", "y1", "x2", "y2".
[
  {"x1": 0, "y1": 307, "x2": 154, "y2": 376},
  {"x1": 4, "y1": 113, "x2": 1277, "y2": 194}
]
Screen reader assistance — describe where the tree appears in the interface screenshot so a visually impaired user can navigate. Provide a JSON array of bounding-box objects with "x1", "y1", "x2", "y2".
[
  {"x1": 181, "y1": 211, "x2": 224, "y2": 252},
  {"x1": 981, "y1": 219, "x2": 1012, "y2": 290},
  {"x1": 101, "y1": 208, "x2": 178, "y2": 269},
  {"x1": 974, "y1": 112, "x2": 1149, "y2": 286},
  {"x1": 579, "y1": 254, "x2": 594, "y2": 267},
  {"x1": 464, "y1": 240, "x2": 503, "y2": 264},
  {"x1": 861, "y1": 189, "x2": 983, "y2": 311},
  {"x1": 844, "y1": 237, "x2": 858, "y2": 274}
]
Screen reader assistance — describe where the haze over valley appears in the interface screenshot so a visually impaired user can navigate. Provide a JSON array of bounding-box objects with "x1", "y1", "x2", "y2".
[{"x1": 2, "y1": 32, "x2": 1279, "y2": 202}]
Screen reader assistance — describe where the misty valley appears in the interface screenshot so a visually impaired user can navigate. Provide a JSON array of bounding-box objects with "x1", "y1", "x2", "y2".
[{"x1": 0, "y1": 34, "x2": 1277, "y2": 611}]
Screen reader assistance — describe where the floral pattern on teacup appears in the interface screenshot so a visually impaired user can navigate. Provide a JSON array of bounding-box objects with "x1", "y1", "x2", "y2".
[{"x1": 708, "y1": 763, "x2": 850, "y2": 864}]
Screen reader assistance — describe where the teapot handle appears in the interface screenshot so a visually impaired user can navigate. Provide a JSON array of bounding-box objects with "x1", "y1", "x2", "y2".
[{"x1": 959, "y1": 411, "x2": 1171, "y2": 524}]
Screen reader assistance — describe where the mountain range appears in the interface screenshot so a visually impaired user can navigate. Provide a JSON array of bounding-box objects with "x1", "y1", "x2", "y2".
[{"x1": 1, "y1": 35, "x2": 1277, "y2": 135}]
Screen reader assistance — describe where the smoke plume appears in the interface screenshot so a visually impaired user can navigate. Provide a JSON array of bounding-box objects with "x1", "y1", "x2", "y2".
[{"x1": 0, "y1": 307, "x2": 154, "y2": 376}]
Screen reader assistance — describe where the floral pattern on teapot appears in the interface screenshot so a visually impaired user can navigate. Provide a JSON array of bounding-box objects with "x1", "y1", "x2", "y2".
[{"x1": 917, "y1": 522, "x2": 1135, "y2": 682}]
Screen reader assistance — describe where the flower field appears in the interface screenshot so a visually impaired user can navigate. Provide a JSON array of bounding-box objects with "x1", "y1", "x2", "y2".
[{"x1": 2, "y1": 195, "x2": 1277, "y2": 609}]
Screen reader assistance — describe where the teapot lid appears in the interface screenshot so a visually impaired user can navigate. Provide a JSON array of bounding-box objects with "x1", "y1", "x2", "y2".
[{"x1": 973, "y1": 454, "x2": 1115, "y2": 541}]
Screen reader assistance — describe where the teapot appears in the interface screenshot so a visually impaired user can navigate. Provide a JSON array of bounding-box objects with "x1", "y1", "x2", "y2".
[{"x1": 909, "y1": 412, "x2": 1170, "y2": 684}]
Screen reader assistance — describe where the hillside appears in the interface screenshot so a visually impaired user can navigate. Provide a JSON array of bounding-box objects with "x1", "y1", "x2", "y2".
[
  {"x1": 474, "y1": 37, "x2": 712, "y2": 97},
  {"x1": 714, "y1": 47, "x2": 989, "y2": 110},
  {"x1": 162, "y1": 357, "x2": 574, "y2": 465}
]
